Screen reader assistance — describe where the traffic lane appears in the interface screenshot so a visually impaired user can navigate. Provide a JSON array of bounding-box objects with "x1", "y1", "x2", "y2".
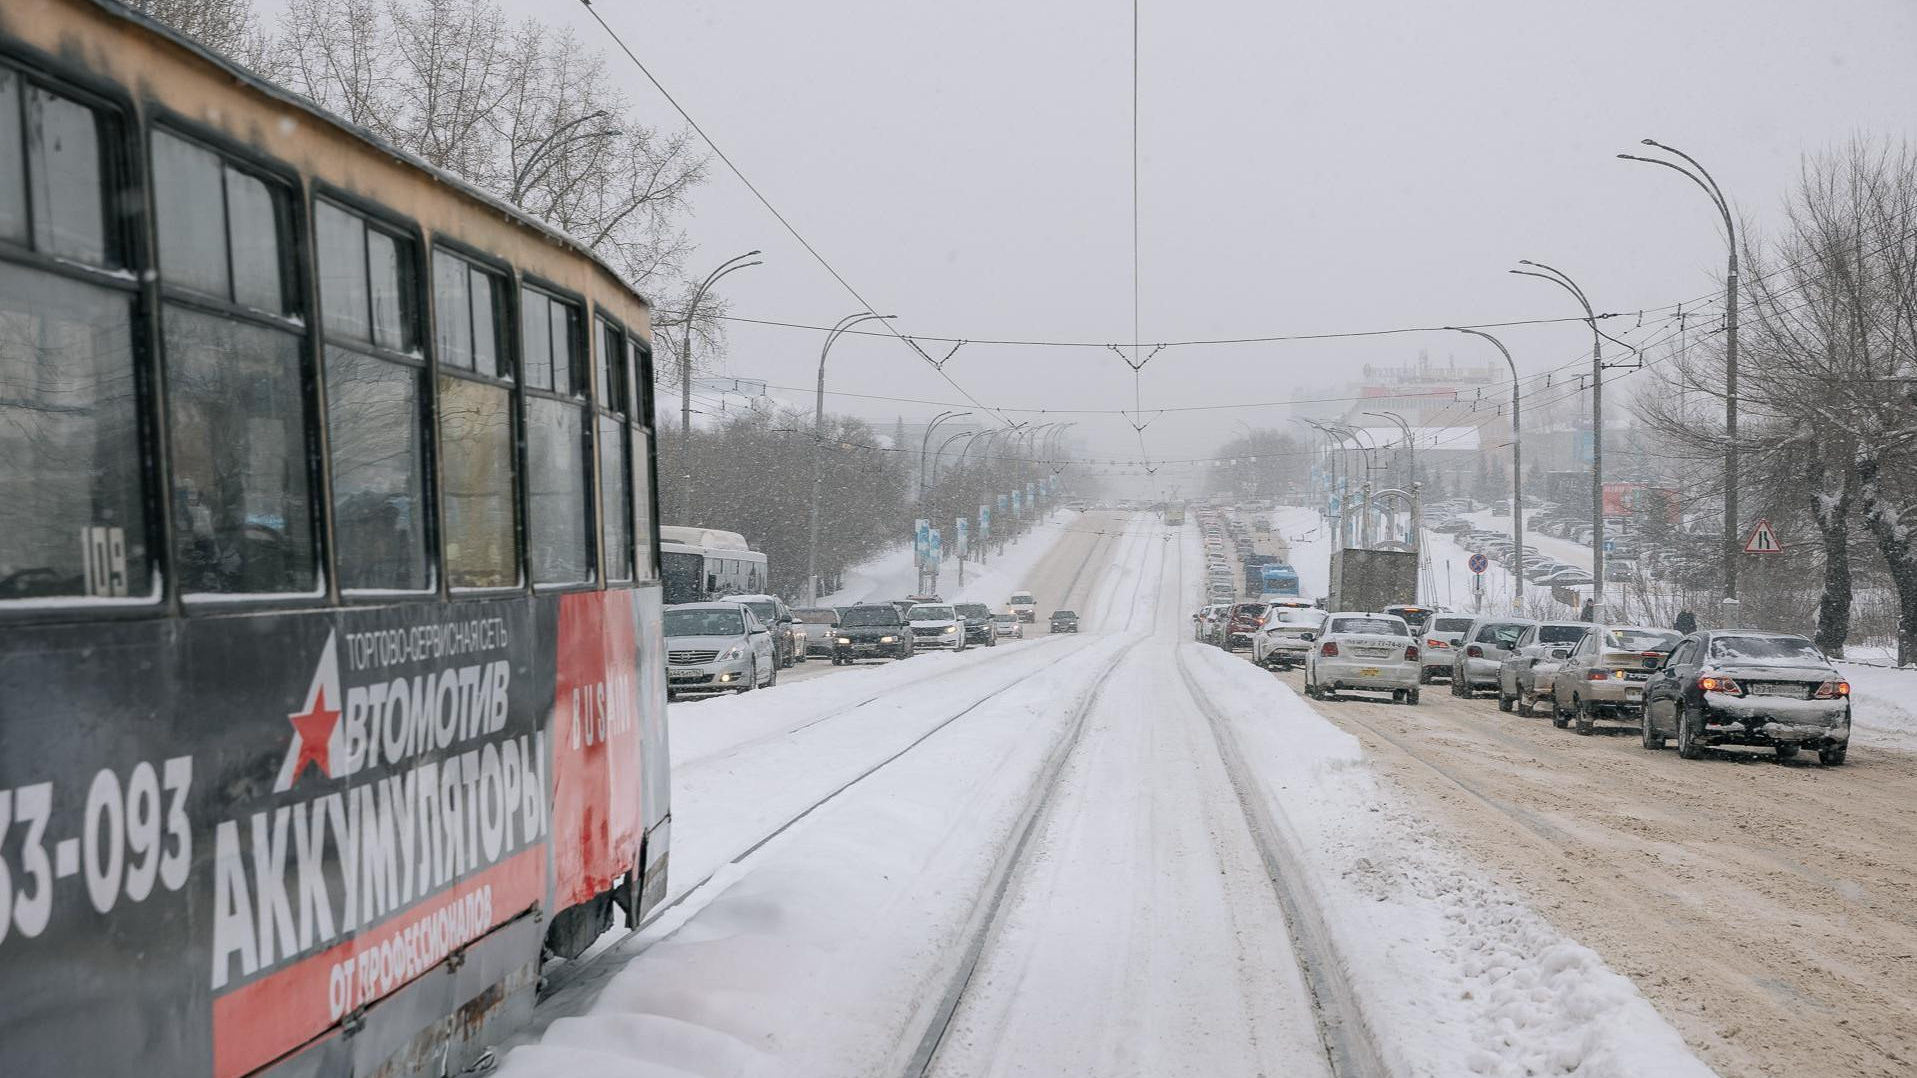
[{"x1": 1250, "y1": 655, "x2": 1917, "y2": 1078}]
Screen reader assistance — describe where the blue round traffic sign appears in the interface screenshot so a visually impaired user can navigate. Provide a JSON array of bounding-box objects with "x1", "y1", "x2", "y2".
[{"x1": 1468, "y1": 553, "x2": 1489, "y2": 574}]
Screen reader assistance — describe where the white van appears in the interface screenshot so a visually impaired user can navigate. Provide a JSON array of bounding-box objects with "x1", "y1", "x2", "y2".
[{"x1": 1008, "y1": 590, "x2": 1038, "y2": 622}]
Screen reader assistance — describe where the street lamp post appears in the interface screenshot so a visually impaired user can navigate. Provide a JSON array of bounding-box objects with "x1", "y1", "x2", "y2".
[
  {"x1": 1364, "y1": 410, "x2": 1413, "y2": 489},
  {"x1": 805, "y1": 311, "x2": 894, "y2": 603},
  {"x1": 1512, "y1": 259, "x2": 1604, "y2": 616},
  {"x1": 1448, "y1": 327, "x2": 1524, "y2": 609},
  {"x1": 1620, "y1": 139, "x2": 1740, "y2": 609},
  {"x1": 676, "y1": 251, "x2": 762, "y2": 521}
]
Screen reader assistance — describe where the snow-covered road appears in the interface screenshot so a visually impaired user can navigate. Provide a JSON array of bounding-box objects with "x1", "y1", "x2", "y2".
[{"x1": 500, "y1": 512, "x2": 1722, "y2": 1078}]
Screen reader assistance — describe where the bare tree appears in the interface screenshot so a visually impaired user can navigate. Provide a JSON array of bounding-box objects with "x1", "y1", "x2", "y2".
[{"x1": 132, "y1": 0, "x2": 282, "y2": 76}]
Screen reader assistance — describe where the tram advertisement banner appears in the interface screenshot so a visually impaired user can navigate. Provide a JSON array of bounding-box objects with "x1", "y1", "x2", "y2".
[{"x1": 0, "y1": 590, "x2": 658, "y2": 1078}]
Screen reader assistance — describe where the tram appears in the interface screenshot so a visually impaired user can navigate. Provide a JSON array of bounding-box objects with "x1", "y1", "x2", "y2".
[{"x1": 0, "y1": 3, "x2": 670, "y2": 1075}]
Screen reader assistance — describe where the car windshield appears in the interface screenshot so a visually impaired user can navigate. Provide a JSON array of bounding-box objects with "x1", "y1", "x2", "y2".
[
  {"x1": 840, "y1": 606, "x2": 901, "y2": 627},
  {"x1": 664, "y1": 609, "x2": 743, "y2": 637},
  {"x1": 1275, "y1": 609, "x2": 1322, "y2": 625},
  {"x1": 911, "y1": 605, "x2": 956, "y2": 620},
  {"x1": 1053, "y1": 610, "x2": 1077, "y2": 618},
  {"x1": 741, "y1": 601, "x2": 777, "y2": 622},
  {"x1": 1330, "y1": 617, "x2": 1406, "y2": 636},
  {"x1": 1433, "y1": 616, "x2": 1475, "y2": 634},
  {"x1": 1537, "y1": 625, "x2": 1589, "y2": 645},
  {"x1": 1388, "y1": 607, "x2": 1434, "y2": 630},
  {"x1": 1709, "y1": 635, "x2": 1825, "y2": 663},
  {"x1": 1235, "y1": 604, "x2": 1269, "y2": 618},
  {"x1": 1605, "y1": 629, "x2": 1680, "y2": 652},
  {"x1": 1010, "y1": 593, "x2": 1035, "y2": 604},
  {"x1": 956, "y1": 604, "x2": 991, "y2": 618},
  {"x1": 1482, "y1": 622, "x2": 1531, "y2": 647},
  {"x1": 992, "y1": 614, "x2": 1015, "y2": 623},
  {"x1": 796, "y1": 608, "x2": 838, "y2": 623}
]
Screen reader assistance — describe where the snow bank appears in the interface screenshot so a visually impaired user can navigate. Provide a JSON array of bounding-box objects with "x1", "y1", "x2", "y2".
[
  {"x1": 1835, "y1": 660, "x2": 1917, "y2": 753},
  {"x1": 1181, "y1": 642, "x2": 1717, "y2": 1078},
  {"x1": 818, "y1": 516, "x2": 1073, "y2": 607}
]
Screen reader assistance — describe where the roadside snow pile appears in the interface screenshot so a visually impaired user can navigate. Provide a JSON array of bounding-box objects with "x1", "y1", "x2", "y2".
[
  {"x1": 818, "y1": 516, "x2": 1072, "y2": 606},
  {"x1": 1182, "y1": 642, "x2": 1717, "y2": 1078},
  {"x1": 1835, "y1": 660, "x2": 1917, "y2": 752}
]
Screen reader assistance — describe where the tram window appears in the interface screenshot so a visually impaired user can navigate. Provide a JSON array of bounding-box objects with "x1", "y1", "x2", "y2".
[
  {"x1": 153, "y1": 131, "x2": 296, "y2": 316},
  {"x1": 551, "y1": 298, "x2": 578, "y2": 392},
  {"x1": 433, "y1": 251, "x2": 508, "y2": 378},
  {"x1": 0, "y1": 70, "x2": 22, "y2": 241},
  {"x1": 368, "y1": 230, "x2": 413, "y2": 352},
  {"x1": 520, "y1": 289, "x2": 552, "y2": 390},
  {"x1": 316, "y1": 201, "x2": 370, "y2": 340},
  {"x1": 526, "y1": 396, "x2": 592, "y2": 585},
  {"x1": 326, "y1": 347, "x2": 428, "y2": 591},
  {"x1": 0, "y1": 264, "x2": 150, "y2": 601},
  {"x1": 25, "y1": 86, "x2": 110, "y2": 266},
  {"x1": 594, "y1": 314, "x2": 628, "y2": 410},
  {"x1": 150, "y1": 132, "x2": 228, "y2": 297},
  {"x1": 165, "y1": 308, "x2": 317, "y2": 595},
  {"x1": 629, "y1": 338, "x2": 656, "y2": 580},
  {"x1": 439, "y1": 376, "x2": 518, "y2": 588},
  {"x1": 599, "y1": 415, "x2": 632, "y2": 582}
]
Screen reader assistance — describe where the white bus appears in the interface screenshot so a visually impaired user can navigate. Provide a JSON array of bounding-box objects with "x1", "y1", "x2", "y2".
[{"x1": 660, "y1": 525, "x2": 769, "y2": 603}]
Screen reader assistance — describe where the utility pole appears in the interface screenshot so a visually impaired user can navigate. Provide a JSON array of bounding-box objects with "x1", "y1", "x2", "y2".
[
  {"x1": 1619, "y1": 139, "x2": 1739, "y2": 611},
  {"x1": 676, "y1": 251, "x2": 761, "y2": 522},
  {"x1": 1513, "y1": 260, "x2": 1603, "y2": 615}
]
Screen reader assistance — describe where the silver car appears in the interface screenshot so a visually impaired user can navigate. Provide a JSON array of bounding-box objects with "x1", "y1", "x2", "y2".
[
  {"x1": 1549, "y1": 625, "x2": 1683, "y2": 734},
  {"x1": 1419, "y1": 614, "x2": 1478, "y2": 683},
  {"x1": 1496, "y1": 621, "x2": 1594, "y2": 717},
  {"x1": 1450, "y1": 617, "x2": 1536, "y2": 696},
  {"x1": 664, "y1": 602, "x2": 778, "y2": 698},
  {"x1": 792, "y1": 607, "x2": 841, "y2": 657}
]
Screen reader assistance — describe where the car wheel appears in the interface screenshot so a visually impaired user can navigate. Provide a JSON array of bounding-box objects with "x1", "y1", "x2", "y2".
[
  {"x1": 1774, "y1": 742, "x2": 1799, "y2": 760},
  {"x1": 1497, "y1": 691, "x2": 1514, "y2": 713},
  {"x1": 1392, "y1": 689, "x2": 1407, "y2": 704},
  {"x1": 1573, "y1": 698, "x2": 1594, "y2": 736},
  {"x1": 1450, "y1": 672, "x2": 1465, "y2": 697},
  {"x1": 1551, "y1": 695, "x2": 1570, "y2": 729},
  {"x1": 1818, "y1": 742, "x2": 1848, "y2": 766},
  {"x1": 1639, "y1": 707, "x2": 1662, "y2": 750},
  {"x1": 1418, "y1": 668, "x2": 1432, "y2": 685},
  {"x1": 1406, "y1": 688, "x2": 1420, "y2": 706},
  {"x1": 1677, "y1": 706, "x2": 1705, "y2": 759},
  {"x1": 739, "y1": 659, "x2": 756, "y2": 693}
]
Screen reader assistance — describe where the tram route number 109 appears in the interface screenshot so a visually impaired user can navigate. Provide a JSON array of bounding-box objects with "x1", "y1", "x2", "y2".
[{"x1": 0, "y1": 757, "x2": 194, "y2": 945}]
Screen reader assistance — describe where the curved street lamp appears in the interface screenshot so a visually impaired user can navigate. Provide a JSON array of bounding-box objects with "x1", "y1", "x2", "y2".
[
  {"x1": 804, "y1": 311, "x2": 895, "y2": 603},
  {"x1": 1448, "y1": 327, "x2": 1524, "y2": 608},
  {"x1": 676, "y1": 250, "x2": 762, "y2": 520},
  {"x1": 1512, "y1": 259, "x2": 1604, "y2": 612},
  {"x1": 1620, "y1": 139, "x2": 1740, "y2": 607}
]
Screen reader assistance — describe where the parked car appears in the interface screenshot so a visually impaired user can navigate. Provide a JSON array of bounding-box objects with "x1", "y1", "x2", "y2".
[
  {"x1": 1008, "y1": 590, "x2": 1038, "y2": 622},
  {"x1": 833, "y1": 603, "x2": 914, "y2": 664},
  {"x1": 730, "y1": 593, "x2": 801, "y2": 667},
  {"x1": 1451, "y1": 617, "x2": 1535, "y2": 696},
  {"x1": 1418, "y1": 614, "x2": 1478, "y2": 682},
  {"x1": 792, "y1": 606, "x2": 842, "y2": 657},
  {"x1": 1253, "y1": 606, "x2": 1326, "y2": 669},
  {"x1": 1194, "y1": 602, "x2": 1231, "y2": 643},
  {"x1": 1304, "y1": 612, "x2": 1421, "y2": 704},
  {"x1": 908, "y1": 602, "x2": 968, "y2": 652},
  {"x1": 664, "y1": 602, "x2": 777, "y2": 697},
  {"x1": 1549, "y1": 625, "x2": 1683, "y2": 734},
  {"x1": 1223, "y1": 601, "x2": 1272, "y2": 651},
  {"x1": 1049, "y1": 609, "x2": 1080, "y2": 633},
  {"x1": 992, "y1": 612, "x2": 1025, "y2": 639},
  {"x1": 1207, "y1": 581, "x2": 1236, "y2": 603},
  {"x1": 1495, "y1": 621, "x2": 1595, "y2": 716},
  {"x1": 1643, "y1": 631, "x2": 1851, "y2": 763},
  {"x1": 1538, "y1": 567, "x2": 1595, "y2": 587},
  {"x1": 954, "y1": 602, "x2": 999, "y2": 647}
]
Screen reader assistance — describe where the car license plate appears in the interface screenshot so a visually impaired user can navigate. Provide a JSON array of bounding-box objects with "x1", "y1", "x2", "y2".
[
  {"x1": 1358, "y1": 667, "x2": 1382, "y2": 678},
  {"x1": 1749, "y1": 683, "x2": 1807, "y2": 698},
  {"x1": 1625, "y1": 688, "x2": 1643, "y2": 702},
  {"x1": 668, "y1": 667, "x2": 699, "y2": 680}
]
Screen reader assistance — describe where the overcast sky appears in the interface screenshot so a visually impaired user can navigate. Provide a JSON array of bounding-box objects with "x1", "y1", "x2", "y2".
[{"x1": 289, "y1": 0, "x2": 1917, "y2": 490}]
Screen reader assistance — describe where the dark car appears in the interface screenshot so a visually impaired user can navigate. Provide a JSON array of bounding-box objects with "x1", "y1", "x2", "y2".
[
  {"x1": 1382, "y1": 604, "x2": 1437, "y2": 635},
  {"x1": 1222, "y1": 601, "x2": 1270, "y2": 651},
  {"x1": 955, "y1": 602, "x2": 999, "y2": 646},
  {"x1": 833, "y1": 603, "x2": 914, "y2": 664},
  {"x1": 1049, "y1": 609, "x2": 1080, "y2": 633},
  {"x1": 1642, "y1": 631, "x2": 1851, "y2": 764}
]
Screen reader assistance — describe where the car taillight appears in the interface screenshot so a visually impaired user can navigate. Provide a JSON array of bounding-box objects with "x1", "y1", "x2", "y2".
[
  {"x1": 1405, "y1": 645, "x2": 1420, "y2": 661},
  {"x1": 1814, "y1": 680, "x2": 1850, "y2": 699},
  {"x1": 1426, "y1": 638, "x2": 1450, "y2": 648},
  {"x1": 1587, "y1": 669, "x2": 1611, "y2": 681},
  {"x1": 1465, "y1": 645, "x2": 1483, "y2": 658},
  {"x1": 1321, "y1": 642, "x2": 1340, "y2": 657},
  {"x1": 1698, "y1": 674, "x2": 1742, "y2": 695}
]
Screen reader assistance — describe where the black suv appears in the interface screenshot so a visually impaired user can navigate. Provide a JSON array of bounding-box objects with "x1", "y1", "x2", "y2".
[
  {"x1": 954, "y1": 602, "x2": 998, "y2": 647},
  {"x1": 833, "y1": 603, "x2": 913, "y2": 664},
  {"x1": 1049, "y1": 610, "x2": 1080, "y2": 634}
]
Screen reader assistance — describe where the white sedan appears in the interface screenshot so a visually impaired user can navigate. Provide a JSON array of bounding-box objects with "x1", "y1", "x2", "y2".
[
  {"x1": 1303, "y1": 612, "x2": 1422, "y2": 704},
  {"x1": 1252, "y1": 607, "x2": 1326, "y2": 670}
]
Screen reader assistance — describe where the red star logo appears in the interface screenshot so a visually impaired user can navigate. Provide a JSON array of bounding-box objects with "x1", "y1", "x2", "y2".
[{"x1": 288, "y1": 686, "x2": 341, "y2": 781}]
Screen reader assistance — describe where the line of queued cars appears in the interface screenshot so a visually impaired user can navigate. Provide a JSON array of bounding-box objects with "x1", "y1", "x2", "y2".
[{"x1": 1242, "y1": 601, "x2": 1853, "y2": 766}]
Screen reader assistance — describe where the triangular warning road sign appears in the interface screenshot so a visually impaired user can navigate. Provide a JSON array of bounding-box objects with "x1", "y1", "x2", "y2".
[{"x1": 1743, "y1": 518, "x2": 1783, "y2": 554}]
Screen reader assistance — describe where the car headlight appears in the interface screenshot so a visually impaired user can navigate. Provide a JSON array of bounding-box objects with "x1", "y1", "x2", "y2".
[
  {"x1": 836, "y1": 636, "x2": 852, "y2": 645},
  {"x1": 943, "y1": 625, "x2": 958, "y2": 634},
  {"x1": 720, "y1": 645, "x2": 743, "y2": 661},
  {"x1": 880, "y1": 635, "x2": 897, "y2": 643}
]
